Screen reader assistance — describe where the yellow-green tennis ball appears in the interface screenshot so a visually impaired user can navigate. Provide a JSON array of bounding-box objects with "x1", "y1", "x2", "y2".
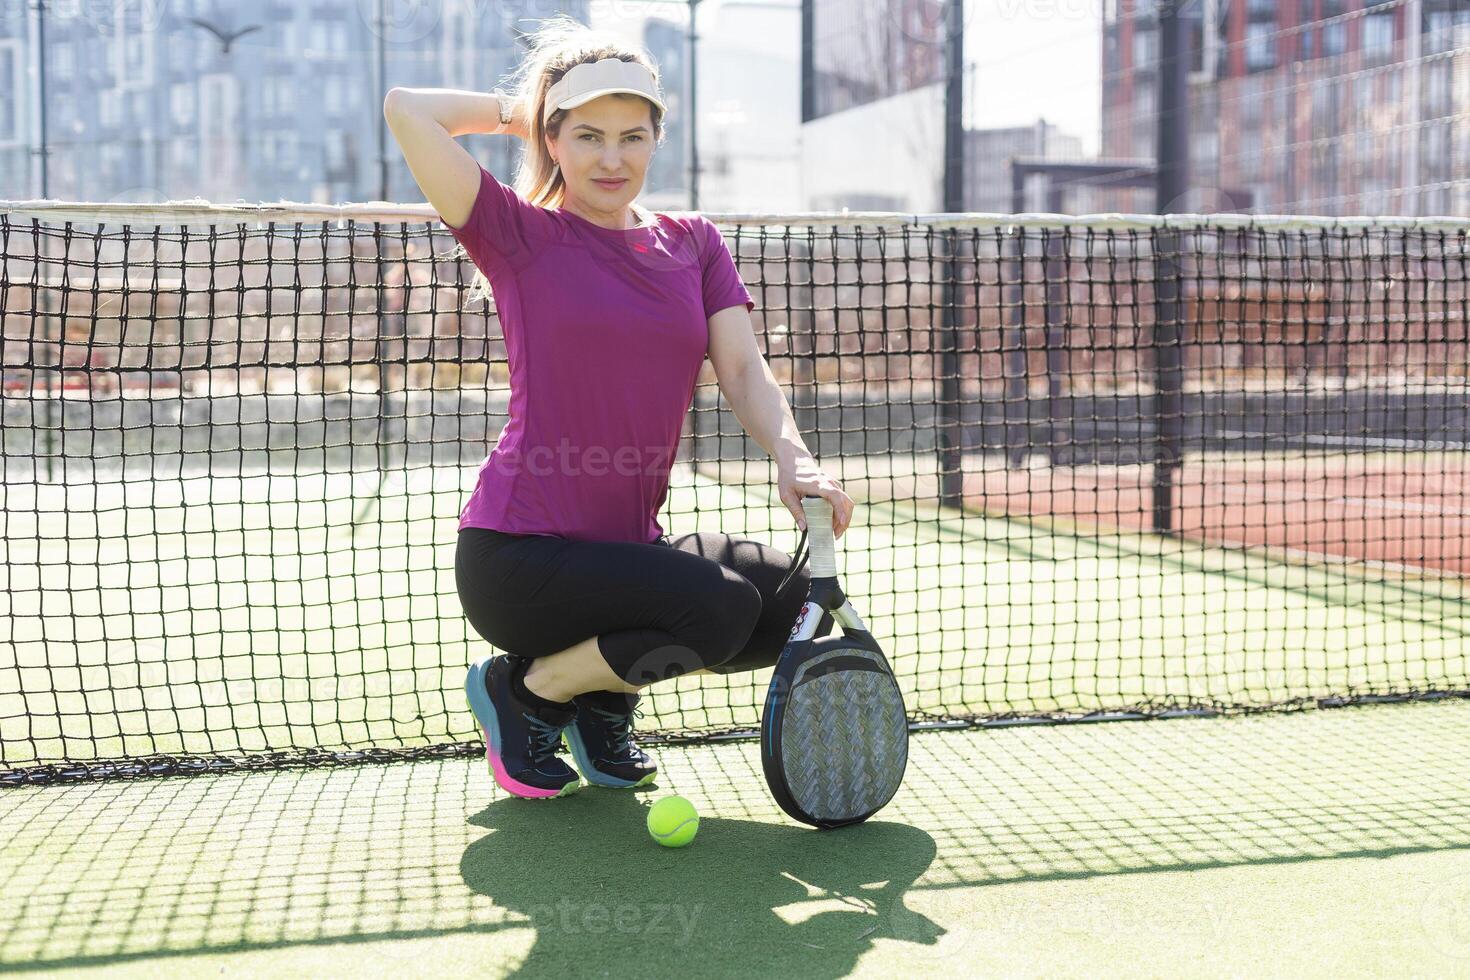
[{"x1": 647, "y1": 796, "x2": 699, "y2": 848}]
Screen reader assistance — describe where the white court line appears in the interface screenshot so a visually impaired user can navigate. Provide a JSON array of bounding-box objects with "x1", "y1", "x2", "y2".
[
  {"x1": 1212, "y1": 484, "x2": 1470, "y2": 518},
  {"x1": 1335, "y1": 496, "x2": 1470, "y2": 518}
]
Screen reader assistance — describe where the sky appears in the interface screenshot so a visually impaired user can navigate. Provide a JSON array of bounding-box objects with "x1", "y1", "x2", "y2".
[{"x1": 966, "y1": 0, "x2": 1104, "y2": 155}]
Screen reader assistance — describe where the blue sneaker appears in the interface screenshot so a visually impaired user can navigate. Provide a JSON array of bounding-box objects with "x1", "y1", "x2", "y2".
[
  {"x1": 465, "y1": 656, "x2": 580, "y2": 799},
  {"x1": 563, "y1": 690, "x2": 658, "y2": 788}
]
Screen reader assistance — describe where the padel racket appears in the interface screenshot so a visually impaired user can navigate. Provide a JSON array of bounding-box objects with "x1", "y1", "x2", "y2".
[{"x1": 762, "y1": 495, "x2": 909, "y2": 829}]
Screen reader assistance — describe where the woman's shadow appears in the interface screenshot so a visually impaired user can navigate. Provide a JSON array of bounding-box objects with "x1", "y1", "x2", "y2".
[{"x1": 461, "y1": 787, "x2": 944, "y2": 977}]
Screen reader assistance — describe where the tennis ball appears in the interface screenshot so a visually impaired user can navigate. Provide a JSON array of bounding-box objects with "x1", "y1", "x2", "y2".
[{"x1": 647, "y1": 795, "x2": 699, "y2": 848}]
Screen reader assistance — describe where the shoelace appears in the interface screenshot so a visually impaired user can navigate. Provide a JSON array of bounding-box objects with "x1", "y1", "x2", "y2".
[
  {"x1": 586, "y1": 704, "x2": 644, "y2": 757},
  {"x1": 523, "y1": 712, "x2": 567, "y2": 762}
]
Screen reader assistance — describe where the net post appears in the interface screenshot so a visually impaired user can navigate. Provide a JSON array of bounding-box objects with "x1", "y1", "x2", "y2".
[
  {"x1": 1152, "y1": 226, "x2": 1185, "y2": 534},
  {"x1": 1043, "y1": 211, "x2": 1070, "y2": 466},
  {"x1": 937, "y1": 225, "x2": 964, "y2": 507},
  {"x1": 1003, "y1": 226, "x2": 1029, "y2": 470}
]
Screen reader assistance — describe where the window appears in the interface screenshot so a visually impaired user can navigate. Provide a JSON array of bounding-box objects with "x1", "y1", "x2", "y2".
[
  {"x1": 126, "y1": 34, "x2": 145, "y2": 76},
  {"x1": 52, "y1": 42, "x2": 74, "y2": 82},
  {"x1": 326, "y1": 130, "x2": 346, "y2": 170},
  {"x1": 278, "y1": 131, "x2": 297, "y2": 168},
  {"x1": 170, "y1": 137, "x2": 194, "y2": 170},
  {"x1": 1191, "y1": 129, "x2": 1219, "y2": 167},
  {"x1": 0, "y1": 42, "x2": 18, "y2": 143},
  {"x1": 1424, "y1": 12, "x2": 1449, "y2": 54},
  {"x1": 1135, "y1": 83, "x2": 1157, "y2": 126},
  {"x1": 324, "y1": 75, "x2": 344, "y2": 114},
  {"x1": 1246, "y1": 22, "x2": 1275, "y2": 71},
  {"x1": 1362, "y1": 12, "x2": 1394, "y2": 60},
  {"x1": 1322, "y1": 23, "x2": 1345, "y2": 56},
  {"x1": 100, "y1": 89, "x2": 120, "y2": 127},
  {"x1": 1423, "y1": 124, "x2": 1449, "y2": 184},
  {"x1": 1247, "y1": 0, "x2": 1274, "y2": 16},
  {"x1": 171, "y1": 36, "x2": 191, "y2": 73},
  {"x1": 1299, "y1": 29, "x2": 1314, "y2": 61},
  {"x1": 170, "y1": 84, "x2": 194, "y2": 126},
  {"x1": 1133, "y1": 27, "x2": 1157, "y2": 70},
  {"x1": 1311, "y1": 77, "x2": 1336, "y2": 125},
  {"x1": 1425, "y1": 62, "x2": 1451, "y2": 117},
  {"x1": 1239, "y1": 128, "x2": 1263, "y2": 169}
]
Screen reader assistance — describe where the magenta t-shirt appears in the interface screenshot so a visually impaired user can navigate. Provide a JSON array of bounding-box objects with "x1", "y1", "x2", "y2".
[{"x1": 443, "y1": 165, "x2": 755, "y2": 544}]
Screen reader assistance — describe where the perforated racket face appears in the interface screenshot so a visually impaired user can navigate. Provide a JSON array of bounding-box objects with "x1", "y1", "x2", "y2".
[{"x1": 777, "y1": 645, "x2": 908, "y2": 824}]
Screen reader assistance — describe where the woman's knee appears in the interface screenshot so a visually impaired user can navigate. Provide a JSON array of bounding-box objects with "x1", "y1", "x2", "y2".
[
  {"x1": 605, "y1": 572, "x2": 762, "y2": 683},
  {"x1": 699, "y1": 571, "x2": 763, "y2": 667}
]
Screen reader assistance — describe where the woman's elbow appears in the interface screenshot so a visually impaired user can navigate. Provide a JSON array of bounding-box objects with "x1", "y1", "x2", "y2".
[{"x1": 382, "y1": 87, "x2": 414, "y2": 122}]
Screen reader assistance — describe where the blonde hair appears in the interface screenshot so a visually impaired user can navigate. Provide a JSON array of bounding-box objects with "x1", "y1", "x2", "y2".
[{"x1": 463, "y1": 17, "x2": 668, "y2": 305}]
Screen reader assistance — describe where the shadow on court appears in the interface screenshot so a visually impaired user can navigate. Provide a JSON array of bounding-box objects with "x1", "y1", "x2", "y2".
[{"x1": 462, "y1": 791, "x2": 941, "y2": 978}]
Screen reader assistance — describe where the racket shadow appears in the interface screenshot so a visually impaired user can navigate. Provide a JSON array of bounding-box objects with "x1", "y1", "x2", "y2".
[{"x1": 463, "y1": 791, "x2": 943, "y2": 977}]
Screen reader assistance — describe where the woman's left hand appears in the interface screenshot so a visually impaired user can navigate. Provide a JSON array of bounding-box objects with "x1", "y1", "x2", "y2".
[{"x1": 777, "y1": 455, "x2": 856, "y2": 539}]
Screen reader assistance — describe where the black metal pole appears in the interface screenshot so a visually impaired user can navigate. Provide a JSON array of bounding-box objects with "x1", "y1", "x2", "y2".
[
  {"x1": 1044, "y1": 188, "x2": 1068, "y2": 467},
  {"x1": 1002, "y1": 235, "x2": 1028, "y2": 470},
  {"x1": 33, "y1": 0, "x2": 55, "y2": 482},
  {"x1": 937, "y1": 0, "x2": 965, "y2": 507},
  {"x1": 375, "y1": 0, "x2": 388, "y2": 201},
  {"x1": 1152, "y1": 0, "x2": 1189, "y2": 533},
  {"x1": 799, "y1": 0, "x2": 813, "y2": 123},
  {"x1": 372, "y1": 0, "x2": 391, "y2": 500},
  {"x1": 688, "y1": 0, "x2": 700, "y2": 209},
  {"x1": 34, "y1": 0, "x2": 48, "y2": 198}
]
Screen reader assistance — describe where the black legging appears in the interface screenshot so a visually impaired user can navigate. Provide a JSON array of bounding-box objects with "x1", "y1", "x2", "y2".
[{"x1": 455, "y1": 527, "x2": 811, "y2": 684}]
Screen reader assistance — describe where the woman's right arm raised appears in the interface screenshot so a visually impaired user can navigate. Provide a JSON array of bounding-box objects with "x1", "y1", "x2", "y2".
[{"x1": 382, "y1": 88, "x2": 527, "y2": 229}]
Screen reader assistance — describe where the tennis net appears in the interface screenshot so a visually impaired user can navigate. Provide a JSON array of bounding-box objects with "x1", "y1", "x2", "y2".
[{"x1": 3, "y1": 201, "x2": 1468, "y2": 783}]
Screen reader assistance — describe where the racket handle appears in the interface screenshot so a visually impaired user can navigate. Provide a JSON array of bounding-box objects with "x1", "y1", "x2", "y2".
[{"x1": 801, "y1": 495, "x2": 838, "y2": 577}]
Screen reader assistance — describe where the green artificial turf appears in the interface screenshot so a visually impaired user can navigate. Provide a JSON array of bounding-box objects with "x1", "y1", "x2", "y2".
[{"x1": 5, "y1": 699, "x2": 1470, "y2": 978}]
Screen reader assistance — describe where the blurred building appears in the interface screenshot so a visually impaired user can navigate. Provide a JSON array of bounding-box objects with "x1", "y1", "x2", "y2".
[
  {"x1": 635, "y1": 3, "x2": 802, "y2": 214},
  {"x1": 641, "y1": 18, "x2": 688, "y2": 208},
  {"x1": 1103, "y1": 0, "x2": 1470, "y2": 215},
  {"x1": 1, "y1": 0, "x2": 586, "y2": 204},
  {"x1": 800, "y1": 0, "x2": 946, "y2": 211},
  {"x1": 967, "y1": 122, "x2": 1086, "y2": 213}
]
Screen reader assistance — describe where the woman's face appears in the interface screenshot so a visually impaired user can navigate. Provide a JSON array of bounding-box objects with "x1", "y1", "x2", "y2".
[{"x1": 549, "y1": 94, "x2": 657, "y2": 220}]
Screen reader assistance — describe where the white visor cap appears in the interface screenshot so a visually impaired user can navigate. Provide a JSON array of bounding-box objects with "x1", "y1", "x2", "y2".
[{"x1": 543, "y1": 58, "x2": 667, "y2": 125}]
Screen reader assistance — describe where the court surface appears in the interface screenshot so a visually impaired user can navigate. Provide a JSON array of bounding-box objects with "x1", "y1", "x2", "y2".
[
  {"x1": 5, "y1": 464, "x2": 1470, "y2": 977},
  {"x1": 4, "y1": 701, "x2": 1470, "y2": 977}
]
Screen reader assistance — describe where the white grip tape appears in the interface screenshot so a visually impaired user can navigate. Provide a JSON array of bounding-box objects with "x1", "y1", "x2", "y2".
[{"x1": 801, "y1": 496, "x2": 838, "y2": 577}]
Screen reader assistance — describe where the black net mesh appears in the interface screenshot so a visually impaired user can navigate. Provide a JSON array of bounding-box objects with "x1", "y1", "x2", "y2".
[{"x1": 2, "y1": 204, "x2": 1468, "y2": 784}]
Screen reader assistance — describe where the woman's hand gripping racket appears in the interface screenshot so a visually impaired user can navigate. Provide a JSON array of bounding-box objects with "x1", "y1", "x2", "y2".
[{"x1": 763, "y1": 495, "x2": 909, "y2": 829}]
